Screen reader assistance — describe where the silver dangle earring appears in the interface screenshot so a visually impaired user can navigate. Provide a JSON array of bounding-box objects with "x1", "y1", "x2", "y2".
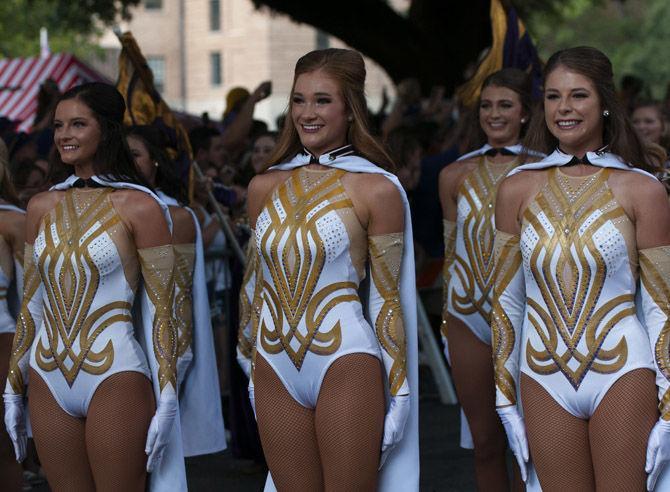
[
  {"x1": 602, "y1": 109, "x2": 610, "y2": 117},
  {"x1": 520, "y1": 118, "x2": 527, "y2": 124}
]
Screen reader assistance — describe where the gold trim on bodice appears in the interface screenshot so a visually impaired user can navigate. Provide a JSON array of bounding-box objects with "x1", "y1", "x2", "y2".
[
  {"x1": 522, "y1": 168, "x2": 632, "y2": 388},
  {"x1": 258, "y1": 168, "x2": 359, "y2": 370},
  {"x1": 451, "y1": 157, "x2": 518, "y2": 321},
  {"x1": 34, "y1": 189, "x2": 130, "y2": 386}
]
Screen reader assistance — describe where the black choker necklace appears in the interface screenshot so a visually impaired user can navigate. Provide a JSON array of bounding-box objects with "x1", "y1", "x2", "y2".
[
  {"x1": 72, "y1": 177, "x2": 106, "y2": 188},
  {"x1": 484, "y1": 147, "x2": 516, "y2": 157}
]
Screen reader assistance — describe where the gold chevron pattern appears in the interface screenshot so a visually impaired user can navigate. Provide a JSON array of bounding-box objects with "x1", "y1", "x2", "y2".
[
  {"x1": 33, "y1": 189, "x2": 129, "y2": 387},
  {"x1": 258, "y1": 168, "x2": 357, "y2": 369},
  {"x1": 522, "y1": 168, "x2": 631, "y2": 388},
  {"x1": 451, "y1": 159, "x2": 518, "y2": 321}
]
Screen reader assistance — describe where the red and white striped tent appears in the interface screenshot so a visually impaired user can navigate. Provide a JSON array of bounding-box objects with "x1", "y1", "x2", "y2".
[{"x1": 0, "y1": 53, "x2": 106, "y2": 132}]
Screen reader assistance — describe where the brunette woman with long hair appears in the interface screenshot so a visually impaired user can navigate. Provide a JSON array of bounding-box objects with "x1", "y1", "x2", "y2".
[
  {"x1": 3, "y1": 83, "x2": 182, "y2": 491},
  {"x1": 492, "y1": 46, "x2": 670, "y2": 491}
]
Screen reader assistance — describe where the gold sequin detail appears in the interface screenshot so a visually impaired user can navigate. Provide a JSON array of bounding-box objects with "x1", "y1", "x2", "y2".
[
  {"x1": 639, "y1": 246, "x2": 670, "y2": 420},
  {"x1": 138, "y1": 245, "x2": 177, "y2": 391},
  {"x1": 522, "y1": 168, "x2": 630, "y2": 388},
  {"x1": 369, "y1": 232, "x2": 407, "y2": 396},
  {"x1": 451, "y1": 158, "x2": 518, "y2": 321},
  {"x1": 7, "y1": 243, "x2": 40, "y2": 394},
  {"x1": 441, "y1": 219, "x2": 456, "y2": 339},
  {"x1": 258, "y1": 168, "x2": 357, "y2": 369},
  {"x1": 491, "y1": 231, "x2": 522, "y2": 405},
  {"x1": 174, "y1": 243, "x2": 195, "y2": 358},
  {"x1": 34, "y1": 189, "x2": 128, "y2": 386}
]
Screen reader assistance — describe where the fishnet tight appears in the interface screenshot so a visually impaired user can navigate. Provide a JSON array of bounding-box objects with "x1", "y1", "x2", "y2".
[
  {"x1": 254, "y1": 353, "x2": 385, "y2": 492},
  {"x1": 446, "y1": 316, "x2": 516, "y2": 492},
  {"x1": 28, "y1": 369, "x2": 154, "y2": 492},
  {"x1": 0, "y1": 334, "x2": 22, "y2": 492},
  {"x1": 521, "y1": 369, "x2": 657, "y2": 491}
]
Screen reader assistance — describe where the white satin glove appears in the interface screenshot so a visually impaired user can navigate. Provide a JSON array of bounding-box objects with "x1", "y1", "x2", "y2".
[
  {"x1": 646, "y1": 419, "x2": 670, "y2": 490},
  {"x1": 497, "y1": 405, "x2": 529, "y2": 482},
  {"x1": 3, "y1": 392, "x2": 27, "y2": 462},
  {"x1": 379, "y1": 394, "x2": 410, "y2": 469},
  {"x1": 145, "y1": 388, "x2": 178, "y2": 472}
]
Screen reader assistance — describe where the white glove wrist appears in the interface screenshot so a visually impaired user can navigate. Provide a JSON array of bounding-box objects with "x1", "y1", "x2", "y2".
[
  {"x1": 380, "y1": 393, "x2": 410, "y2": 469},
  {"x1": 3, "y1": 391, "x2": 27, "y2": 462},
  {"x1": 496, "y1": 405, "x2": 529, "y2": 482},
  {"x1": 145, "y1": 386, "x2": 178, "y2": 472},
  {"x1": 646, "y1": 418, "x2": 670, "y2": 490}
]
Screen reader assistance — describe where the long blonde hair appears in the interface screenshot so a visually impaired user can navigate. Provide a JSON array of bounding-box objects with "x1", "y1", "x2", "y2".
[{"x1": 266, "y1": 48, "x2": 394, "y2": 172}]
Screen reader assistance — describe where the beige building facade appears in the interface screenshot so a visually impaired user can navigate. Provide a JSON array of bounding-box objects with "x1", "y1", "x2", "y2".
[{"x1": 98, "y1": 0, "x2": 395, "y2": 128}]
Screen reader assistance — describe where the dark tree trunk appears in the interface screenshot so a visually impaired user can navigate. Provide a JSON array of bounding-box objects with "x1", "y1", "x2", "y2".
[{"x1": 251, "y1": 0, "x2": 492, "y2": 93}]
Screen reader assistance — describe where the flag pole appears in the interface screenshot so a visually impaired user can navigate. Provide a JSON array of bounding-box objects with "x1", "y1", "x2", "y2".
[{"x1": 192, "y1": 162, "x2": 247, "y2": 266}]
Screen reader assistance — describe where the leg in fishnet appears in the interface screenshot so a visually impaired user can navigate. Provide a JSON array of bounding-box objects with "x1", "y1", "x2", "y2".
[
  {"x1": 590, "y1": 369, "x2": 657, "y2": 491},
  {"x1": 254, "y1": 355, "x2": 323, "y2": 491},
  {"x1": 447, "y1": 316, "x2": 511, "y2": 492},
  {"x1": 315, "y1": 353, "x2": 385, "y2": 492},
  {"x1": 521, "y1": 374, "x2": 595, "y2": 492},
  {"x1": 86, "y1": 371, "x2": 154, "y2": 492},
  {"x1": 0, "y1": 334, "x2": 22, "y2": 492},
  {"x1": 27, "y1": 369, "x2": 95, "y2": 492}
]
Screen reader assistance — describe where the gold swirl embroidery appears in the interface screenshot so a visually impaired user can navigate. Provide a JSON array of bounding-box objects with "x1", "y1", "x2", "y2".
[
  {"x1": 258, "y1": 169, "x2": 354, "y2": 369},
  {"x1": 8, "y1": 243, "x2": 40, "y2": 394},
  {"x1": 451, "y1": 159, "x2": 517, "y2": 321},
  {"x1": 138, "y1": 245, "x2": 177, "y2": 391},
  {"x1": 238, "y1": 238, "x2": 258, "y2": 359},
  {"x1": 639, "y1": 246, "x2": 670, "y2": 419},
  {"x1": 491, "y1": 232, "x2": 522, "y2": 405},
  {"x1": 34, "y1": 190, "x2": 127, "y2": 387},
  {"x1": 369, "y1": 233, "x2": 407, "y2": 396},
  {"x1": 522, "y1": 169, "x2": 630, "y2": 388},
  {"x1": 174, "y1": 243, "x2": 195, "y2": 358},
  {"x1": 441, "y1": 219, "x2": 457, "y2": 338}
]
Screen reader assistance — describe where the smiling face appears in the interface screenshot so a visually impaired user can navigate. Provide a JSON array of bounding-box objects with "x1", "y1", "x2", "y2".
[
  {"x1": 632, "y1": 106, "x2": 664, "y2": 145},
  {"x1": 53, "y1": 98, "x2": 102, "y2": 172},
  {"x1": 544, "y1": 65, "x2": 604, "y2": 156},
  {"x1": 479, "y1": 85, "x2": 525, "y2": 147},
  {"x1": 291, "y1": 69, "x2": 349, "y2": 157}
]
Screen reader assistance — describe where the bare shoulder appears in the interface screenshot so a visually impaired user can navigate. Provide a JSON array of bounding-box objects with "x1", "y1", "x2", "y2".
[
  {"x1": 169, "y1": 205, "x2": 196, "y2": 244},
  {"x1": 0, "y1": 209, "x2": 24, "y2": 239},
  {"x1": 26, "y1": 191, "x2": 62, "y2": 219},
  {"x1": 247, "y1": 169, "x2": 292, "y2": 226},
  {"x1": 498, "y1": 169, "x2": 545, "y2": 198},
  {"x1": 110, "y1": 189, "x2": 164, "y2": 220},
  {"x1": 608, "y1": 168, "x2": 668, "y2": 218},
  {"x1": 439, "y1": 158, "x2": 477, "y2": 187}
]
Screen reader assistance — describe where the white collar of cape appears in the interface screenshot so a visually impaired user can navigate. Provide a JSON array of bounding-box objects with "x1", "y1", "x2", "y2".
[
  {"x1": 49, "y1": 174, "x2": 173, "y2": 232},
  {"x1": 264, "y1": 148, "x2": 421, "y2": 492},
  {"x1": 507, "y1": 147, "x2": 658, "y2": 180},
  {"x1": 0, "y1": 203, "x2": 25, "y2": 214},
  {"x1": 457, "y1": 143, "x2": 545, "y2": 161}
]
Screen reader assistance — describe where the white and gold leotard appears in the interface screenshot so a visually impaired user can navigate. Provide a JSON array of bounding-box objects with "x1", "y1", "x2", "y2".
[
  {"x1": 13, "y1": 188, "x2": 160, "y2": 417},
  {"x1": 246, "y1": 166, "x2": 408, "y2": 408},
  {"x1": 492, "y1": 167, "x2": 656, "y2": 417},
  {"x1": 443, "y1": 156, "x2": 518, "y2": 344}
]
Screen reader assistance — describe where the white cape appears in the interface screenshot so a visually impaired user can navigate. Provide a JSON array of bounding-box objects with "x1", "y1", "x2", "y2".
[
  {"x1": 457, "y1": 143, "x2": 545, "y2": 162},
  {"x1": 156, "y1": 191, "x2": 227, "y2": 457},
  {"x1": 51, "y1": 175, "x2": 185, "y2": 492},
  {"x1": 262, "y1": 152, "x2": 420, "y2": 491}
]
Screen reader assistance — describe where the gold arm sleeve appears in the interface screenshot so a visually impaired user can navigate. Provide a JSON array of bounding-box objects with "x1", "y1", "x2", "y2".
[
  {"x1": 491, "y1": 231, "x2": 524, "y2": 407},
  {"x1": 174, "y1": 243, "x2": 195, "y2": 359},
  {"x1": 369, "y1": 232, "x2": 409, "y2": 396},
  {"x1": 7, "y1": 243, "x2": 42, "y2": 395},
  {"x1": 441, "y1": 219, "x2": 457, "y2": 339},
  {"x1": 138, "y1": 245, "x2": 177, "y2": 392},
  {"x1": 639, "y1": 246, "x2": 670, "y2": 420}
]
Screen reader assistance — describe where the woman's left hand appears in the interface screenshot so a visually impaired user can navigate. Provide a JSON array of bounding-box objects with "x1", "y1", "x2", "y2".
[
  {"x1": 646, "y1": 419, "x2": 670, "y2": 490},
  {"x1": 379, "y1": 393, "x2": 410, "y2": 469}
]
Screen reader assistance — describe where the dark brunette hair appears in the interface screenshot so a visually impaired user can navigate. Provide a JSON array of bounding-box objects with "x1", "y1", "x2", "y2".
[
  {"x1": 126, "y1": 125, "x2": 187, "y2": 203},
  {"x1": 266, "y1": 48, "x2": 395, "y2": 171},
  {"x1": 49, "y1": 82, "x2": 150, "y2": 186},
  {"x1": 523, "y1": 46, "x2": 658, "y2": 173},
  {"x1": 463, "y1": 68, "x2": 533, "y2": 152}
]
